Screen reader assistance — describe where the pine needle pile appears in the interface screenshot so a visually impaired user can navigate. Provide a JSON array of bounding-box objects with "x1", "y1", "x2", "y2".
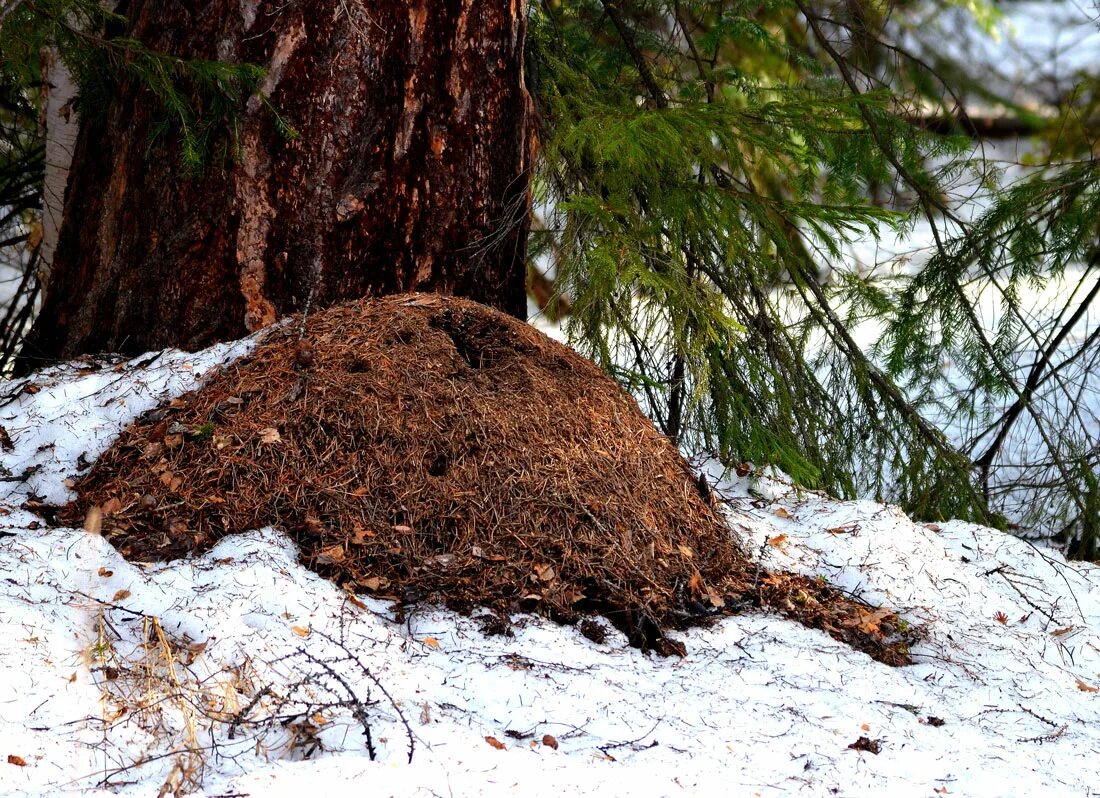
[{"x1": 65, "y1": 295, "x2": 912, "y2": 663}]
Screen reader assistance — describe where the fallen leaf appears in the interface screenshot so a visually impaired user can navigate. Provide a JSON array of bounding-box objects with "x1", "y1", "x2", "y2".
[
  {"x1": 773, "y1": 507, "x2": 792, "y2": 519},
  {"x1": 111, "y1": 589, "x2": 131, "y2": 602},
  {"x1": 315, "y1": 544, "x2": 346, "y2": 564},
  {"x1": 344, "y1": 591, "x2": 367, "y2": 610},
  {"x1": 485, "y1": 736, "x2": 506, "y2": 750},
  {"x1": 97, "y1": 567, "x2": 113, "y2": 578},
  {"x1": 393, "y1": 524, "x2": 413, "y2": 534},
  {"x1": 847, "y1": 736, "x2": 881, "y2": 754},
  {"x1": 422, "y1": 637, "x2": 440, "y2": 649},
  {"x1": 766, "y1": 534, "x2": 789, "y2": 551},
  {"x1": 1076, "y1": 679, "x2": 1099, "y2": 693},
  {"x1": 541, "y1": 734, "x2": 559, "y2": 750},
  {"x1": 934, "y1": 788, "x2": 950, "y2": 794},
  {"x1": 7, "y1": 755, "x2": 26, "y2": 766},
  {"x1": 677, "y1": 544, "x2": 694, "y2": 559},
  {"x1": 860, "y1": 723, "x2": 871, "y2": 732},
  {"x1": 358, "y1": 576, "x2": 384, "y2": 591},
  {"x1": 994, "y1": 611, "x2": 1009, "y2": 625},
  {"x1": 852, "y1": 608, "x2": 894, "y2": 635},
  {"x1": 101, "y1": 497, "x2": 123, "y2": 515},
  {"x1": 533, "y1": 563, "x2": 556, "y2": 582},
  {"x1": 290, "y1": 625, "x2": 311, "y2": 637},
  {"x1": 688, "y1": 572, "x2": 706, "y2": 599},
  {"x1": 83, "y1": 507, "x2": 103, "y2": 535},
  {"x1": 259, "y1": 427, "x2": 281, "y2": 444},
  {"x1": 1053, "y1": 625, "x2": 1075, "y2": 636}
]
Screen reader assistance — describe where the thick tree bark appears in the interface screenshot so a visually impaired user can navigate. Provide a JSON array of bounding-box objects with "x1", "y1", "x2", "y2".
[{"x1": 17, "y1": 0, "x2": 534, "y2": 371}]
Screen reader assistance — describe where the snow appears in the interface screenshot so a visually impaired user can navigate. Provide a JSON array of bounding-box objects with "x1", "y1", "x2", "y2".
[{"x1": 1, "y1": 343, "x2": 1099, "y2": 797}]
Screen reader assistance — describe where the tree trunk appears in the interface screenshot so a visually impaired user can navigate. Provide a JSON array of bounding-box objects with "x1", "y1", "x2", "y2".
[{"x1": 17, "y1": 0, "x2": 534, "y2": 372}]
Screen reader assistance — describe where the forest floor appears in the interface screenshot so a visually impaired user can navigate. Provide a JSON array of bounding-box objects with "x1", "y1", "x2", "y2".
[{"x1": 1, "y1": 337, "x2": 1099, "y2": 797}]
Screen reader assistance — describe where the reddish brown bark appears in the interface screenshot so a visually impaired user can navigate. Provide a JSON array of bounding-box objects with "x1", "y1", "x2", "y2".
[{"x1": 18, "y1": 0, "x2": 534, "y2": 371}]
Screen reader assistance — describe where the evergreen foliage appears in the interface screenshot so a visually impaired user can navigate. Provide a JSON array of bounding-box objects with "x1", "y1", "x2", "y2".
[{"x1": 529, "y1": 0, "x2": 988, "y2": 521}]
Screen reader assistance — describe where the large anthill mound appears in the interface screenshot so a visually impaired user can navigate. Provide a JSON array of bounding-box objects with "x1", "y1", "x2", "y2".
[{"x1": 64, "y1": 295, "x2": 912, "y2": 663}]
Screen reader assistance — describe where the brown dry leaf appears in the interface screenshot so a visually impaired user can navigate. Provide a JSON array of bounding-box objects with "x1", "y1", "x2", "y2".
[
  {"x1": 344, "y1": 591, "x2": 367, "y2": 610},
  {"x1": 773, "y1": 507, "x2": 792, "y2": 519},
  {"x1": 111, "y1": 589, "x2": 131, "y2": 602},
  {"x1": 259, "y1": 427, "x2": 281, "y2": 444},
  {"x1": 101, "y1": 497, "x2": 123, "y2": 515},
  {"x1": 860, "y1": 723, "x2": 871, "y2": 732},
  {"x1": 315, "y1": 544, "x2": 346, "y2": 564},
  {"x1": 351, "y1": 524, "x2": 374, "y2": 544},
  {"x1": 677, "y1": 544, "x2": 694, "y2": 559},
  {"x1": 845, "y1": 608, "x2": 893, "y2": 635},
  {"x1": 1076, "y1": 679, "x2": 1099, "y2": 693},
  {"x1": 97, "y1": 567, "x2": 113, "y2": 578},
  {"x1": 83, "y1": 507, "x2": 103, "y2": 535},
  {"x1": 541, "y1": 734, "x2": 559, "y2": 750},
  {"x1": 533, "y1": 564, "x2": 556, "y2": 583},
  {"x1": 826, "y1": 524, "x2": 858, "y2": 535},
  {"x1": 1053, "y1": 625, "x2": 1075, "y2": 636},
  {"x1": 393, "y1": 524, "x2": 413, "y2": 534},
  {"x1": 934, "y1": 788, "x2": 950, "y2": 794},
  {"x1": 688, "y1": 572, "x2": 705, "y2": 599},
  {"x1": 847, "y1": 736, "x2": 881, "y2": 754},
  {"x1": 290, "y1": 625, "x2": 311, "y2": 637},
  {"x1": 925, "y1": 524, "x2": 942, "y2": 533},
  {"x1": 485, "y1": 736, "x2": 506, "y2": 750},
  {"x1": 7, "y1": 754, "x2": 26, "y2": 766},
  {"x1": 422, "y1": 636, "x2": 441, "y2": 649},
  {"x1": 766, "y1": 534, "x2": 789, "y2": 552},
  {"x1": 994, "y1": 611, "x2": 1009, "y2": 625},
  {"x1": 358, "y1": 576, "x2": 384, "y2": 591}
]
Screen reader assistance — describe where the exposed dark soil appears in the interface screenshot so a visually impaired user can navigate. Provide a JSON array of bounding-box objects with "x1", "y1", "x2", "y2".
[{"x1": 63, "y1": 294, "x2": 914, "y2": 664}]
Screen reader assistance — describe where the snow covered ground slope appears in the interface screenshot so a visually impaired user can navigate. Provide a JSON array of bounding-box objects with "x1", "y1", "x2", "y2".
[{"x1": 0, "y1": 345, "x2": 1099, "y2": 797}]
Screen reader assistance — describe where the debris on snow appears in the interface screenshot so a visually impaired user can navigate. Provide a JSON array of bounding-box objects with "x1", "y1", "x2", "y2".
[
  {"x1": 1, "y1": 328, "x2": 1100, "y2": 797},
  {"x1": 63, "y1": 295, "x2": 910, "y2": 662}
]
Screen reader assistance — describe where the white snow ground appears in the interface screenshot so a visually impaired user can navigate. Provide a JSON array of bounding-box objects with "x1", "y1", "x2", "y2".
[{"x1": 1, "y1": 343, "x2": 1100, "y2": 798}]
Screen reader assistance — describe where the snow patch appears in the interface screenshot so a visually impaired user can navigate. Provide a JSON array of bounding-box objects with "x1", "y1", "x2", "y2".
[{"x1": 0, "y1": 342, "x2": 1098, "y2": 797}]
